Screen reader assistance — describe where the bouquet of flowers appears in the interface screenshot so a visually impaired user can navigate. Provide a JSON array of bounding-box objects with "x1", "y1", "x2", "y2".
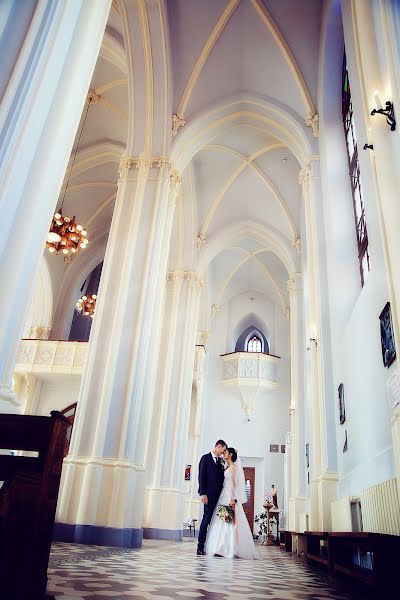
[{"x1": 217, "y1": 504, "x2": 235, "y2": 524}]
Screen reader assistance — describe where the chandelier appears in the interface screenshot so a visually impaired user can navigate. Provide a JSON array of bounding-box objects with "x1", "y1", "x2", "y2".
[
  {"x1": 46, "y1": 212, "x2": 88, "y2": 255},
  {"x1": 76, "y1": 294, "x2": 97, "y2": 318},
  {"x1": 47, "y1": 95, "x2": 93, "y2": 256}
]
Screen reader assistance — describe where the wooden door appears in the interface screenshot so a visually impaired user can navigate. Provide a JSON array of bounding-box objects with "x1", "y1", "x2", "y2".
[{"x1": 243, "y1": 467, "x2": 255, "y2": 533}]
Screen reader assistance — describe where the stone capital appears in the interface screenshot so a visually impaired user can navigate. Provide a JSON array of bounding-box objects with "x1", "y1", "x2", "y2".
[
  {"x1": 305, "y1": 112, "x2": 319, "y2": 137},
  {"x1": 87, "y1": 89, "x2": 100, "y2": 104},
  {"x1": 292, "y1": 236, "x2": 301, "y2": 254},
  {"x1": 298, "y1": 165, "x2": 311, "y2": 188},
  {"x1": 172, "y1": 113, "x2": 186, "y2": 136}
]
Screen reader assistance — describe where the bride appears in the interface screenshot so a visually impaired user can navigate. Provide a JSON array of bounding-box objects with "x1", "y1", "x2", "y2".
[{"x1": 205, "y1": 447, "x2": 260, "y2": 559}]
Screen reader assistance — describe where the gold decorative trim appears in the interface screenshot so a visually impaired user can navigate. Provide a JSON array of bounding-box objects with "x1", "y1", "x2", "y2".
[{"x1": 94, "y1": 80, "x2": 128, "y2": 95}]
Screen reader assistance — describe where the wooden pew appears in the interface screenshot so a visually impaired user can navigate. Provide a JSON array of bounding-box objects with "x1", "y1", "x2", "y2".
[
  {"x1": 0, "y1": 411, "x2": 69, "y2": 600},
  {"x1": 329, "y1": 532, "x2": 400, "y2": 599}
]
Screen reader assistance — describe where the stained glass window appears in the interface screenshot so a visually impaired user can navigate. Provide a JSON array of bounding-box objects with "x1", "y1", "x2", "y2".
[
  {"x1": 342, "y1": 52, "x2": 370, "y2": 286},
  {"x1": 247, "y1": 336, "x2": 262, "y2": 352}
]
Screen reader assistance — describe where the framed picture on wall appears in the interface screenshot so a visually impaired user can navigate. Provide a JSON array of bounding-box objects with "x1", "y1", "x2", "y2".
[
  {"x1": 379, "y1": 302, "x2": 396, "y2": 368},
  {"x1": 184, "y1": 465, "x2": 191, "y2": 481},
  {"x1": 338, "y1": 383, "x2": 345, "y2": 425}
]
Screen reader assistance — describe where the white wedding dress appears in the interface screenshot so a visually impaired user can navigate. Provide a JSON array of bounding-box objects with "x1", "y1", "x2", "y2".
[{"x1": 205, "y1": 464, "x2": 260, "y2": 560}]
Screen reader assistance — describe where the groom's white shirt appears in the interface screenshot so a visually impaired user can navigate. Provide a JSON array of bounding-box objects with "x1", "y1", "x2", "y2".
[{"x1": 210, "y1": 451, "x2": 218, "y2": 463}]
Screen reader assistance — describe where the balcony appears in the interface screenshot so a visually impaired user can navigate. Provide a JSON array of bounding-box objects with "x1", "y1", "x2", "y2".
[{"x1": 221, "y1": 351, "x2": 280, "y2": 417}]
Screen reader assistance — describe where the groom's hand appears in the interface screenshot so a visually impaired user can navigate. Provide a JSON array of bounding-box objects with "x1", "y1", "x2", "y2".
[{"x1": 200, "y1": 495, "x2": 208, "y2": 504}]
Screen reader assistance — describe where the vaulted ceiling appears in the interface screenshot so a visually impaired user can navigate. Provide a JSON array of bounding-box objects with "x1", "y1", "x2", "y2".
[{"x1": 45, "y1": 0, "x2": 323, "y2": 338}]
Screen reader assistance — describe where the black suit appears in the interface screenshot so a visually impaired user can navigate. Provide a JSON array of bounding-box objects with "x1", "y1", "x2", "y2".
[{"x1": 197, "y1": 452, "x2": 224, "y2": 550}]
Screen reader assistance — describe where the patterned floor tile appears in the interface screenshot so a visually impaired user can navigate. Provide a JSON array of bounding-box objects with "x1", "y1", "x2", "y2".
[{"x1": 47, "y1": 539, "x2": 350, "y2": 600}]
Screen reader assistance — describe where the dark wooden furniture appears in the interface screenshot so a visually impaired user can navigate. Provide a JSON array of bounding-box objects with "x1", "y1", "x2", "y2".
[
  {"x1": 304, "y1": 531, "x2": 329, "y2": 579},
  {"x1": 0, "y1": 411, "x2": 69, "y2": 600},
  {"x1": 329, "y1": 532, "x2": 400, "y2": 599},
  {"x1": 279, "y1": 530, "x2": 292, "y2": 552},
  {"x1": 292, "y1": 531, "x2": 307, "y2": 562}
]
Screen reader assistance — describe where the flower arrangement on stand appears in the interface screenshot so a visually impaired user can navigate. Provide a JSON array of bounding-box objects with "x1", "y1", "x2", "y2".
[{"x1": 254, "y1": 501, "x2": 277, "y2": 546}]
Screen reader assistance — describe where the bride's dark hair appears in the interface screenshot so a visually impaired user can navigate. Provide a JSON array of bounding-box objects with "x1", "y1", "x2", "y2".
[{"x1": 227, "y1": 447, "x2": 237, "y2": 462}]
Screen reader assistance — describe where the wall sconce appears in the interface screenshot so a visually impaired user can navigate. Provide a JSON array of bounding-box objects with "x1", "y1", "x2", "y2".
[
  {"x1": 363, "y1": 143, "x2": 374, "y2": 151},
  {"x1": 371, "y1": 101, "x2": 396, "y2": 131}
]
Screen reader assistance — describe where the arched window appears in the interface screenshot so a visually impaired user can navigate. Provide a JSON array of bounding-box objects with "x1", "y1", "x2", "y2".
[
  {"x1": 342, "y1": 52, "x2": 370, "y2": 286},
  {"x1": 247, "y1": 335, "x2": 262, "y2": 352},
  {"x1": 236, "y1": 326, "x2": 268, "y2": 353}
]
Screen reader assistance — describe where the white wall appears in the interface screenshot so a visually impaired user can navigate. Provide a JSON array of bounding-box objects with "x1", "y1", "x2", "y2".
[
  {"x1": 30, "y1": 377, "x2": 81, "y2": 416},
  {"x1": 318, "y1": 0, "x2": 396, "y2": 504},
  {"x1": 199, "y1": 292, "x2": 290, "y2": 530}
]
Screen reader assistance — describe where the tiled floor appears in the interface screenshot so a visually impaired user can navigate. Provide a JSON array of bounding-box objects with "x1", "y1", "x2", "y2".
[{"x1": 47, "y1": 539, "x2": 348, "y2": 600}]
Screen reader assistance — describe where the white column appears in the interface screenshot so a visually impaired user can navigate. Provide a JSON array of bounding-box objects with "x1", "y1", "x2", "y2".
[
  {"x1": 299, "y1": 160, "x2": 338, "y2": 531},
  {"x1": 0, "y1": 0, "x2": 111, "y2": 408},
  {"x1": 186, "y1": 344, "x2": 207, "y2": 520},
  {"x1": 56, "y1": 156, "x2": 179, "y2": 547},
  {"x1": 143, "y1": 271, "x2": 202, "y2": 539},
  {"x1": 287, "y1": 275, "x2": 306, "y2": 531}
]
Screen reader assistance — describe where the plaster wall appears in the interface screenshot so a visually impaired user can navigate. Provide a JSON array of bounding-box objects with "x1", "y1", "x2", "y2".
[
  {"x1": 318, "y1": 0, "x2": 395, "y2": 503},
  {"x1": 31, "y1": 378, "x2": 81, "y2": 416},
  {"x1": 198, "y1": 292, "x2": 290, "y2": 527}
]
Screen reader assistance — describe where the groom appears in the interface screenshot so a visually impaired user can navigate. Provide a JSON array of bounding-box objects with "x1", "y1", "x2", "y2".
[{"x1": 196, "y1": 439, "x2": 227, "y2": 555}]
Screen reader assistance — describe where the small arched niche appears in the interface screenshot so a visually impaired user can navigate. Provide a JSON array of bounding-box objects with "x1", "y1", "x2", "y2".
[{"x1": 235, "y1": 325, "x2": 269, "y2": 354}]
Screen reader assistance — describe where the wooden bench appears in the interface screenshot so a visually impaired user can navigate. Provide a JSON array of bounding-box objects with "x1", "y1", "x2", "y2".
[
  {"x1": 304, "y1": 531, "x2": 329, "y2": 579},
  {"x1": 279, "y1": 530, "x2": 292, "y2": 552},
  {"x1": 0, "y1": 411, "x2": 69, "y2": 600},
  {"x1": 328, "y1": 532, "x2": 400, "y2": 599}
]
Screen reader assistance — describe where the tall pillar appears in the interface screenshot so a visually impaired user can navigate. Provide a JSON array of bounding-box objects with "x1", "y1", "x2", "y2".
[
  {"x1": 56, "y1": 156, "x2": 180, "y2": 547},
  {"x1": 287, "y1": 274, "x2": 306, "y2": 531},
  {"x1": 299, "y1": 160, "x2": 338, "y2": 531},
  {"x1": 143, "y1": 271, "x2": 202, "y2": 539},
  {"x1": 185, "y1": 343, "x2": 207, "y2": 522},
  {"x1": 0, "y1": 0, "x2": 111, "y2": 408}
]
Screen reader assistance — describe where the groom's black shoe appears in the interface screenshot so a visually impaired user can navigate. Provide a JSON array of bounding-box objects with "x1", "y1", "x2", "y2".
[{"x1": 196, "y1": 547, "x2": 205, "y2": 555}]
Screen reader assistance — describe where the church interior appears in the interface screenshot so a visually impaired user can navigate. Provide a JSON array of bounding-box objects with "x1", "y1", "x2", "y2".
[{"x1": 1, "y1": 0, "x2": 400, "y2": 599}]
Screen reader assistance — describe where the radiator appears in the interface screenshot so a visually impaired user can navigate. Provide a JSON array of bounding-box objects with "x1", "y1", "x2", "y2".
[{"x1": 361, "y1": 478, "x2": 400, "y2": 536}]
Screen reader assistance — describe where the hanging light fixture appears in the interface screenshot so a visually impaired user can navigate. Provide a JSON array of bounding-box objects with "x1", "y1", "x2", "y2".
[
  {"x1": 76, "y1": 294, "x2": 97, "y2": 318},
  {"x1": 46, "y1": 96, "x2": 92, "y2": 256}
]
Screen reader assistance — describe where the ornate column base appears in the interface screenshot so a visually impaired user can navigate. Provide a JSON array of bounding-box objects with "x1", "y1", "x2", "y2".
[
  {"x1": 56, "y1": 458, "x2": 146, "y2": 548},
  {"x1": 288, "y1": 496, "x2": 306, "y2": 531},
  {"x1": 142, "y1": 487, "x2": 186, "y2": 541}
]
